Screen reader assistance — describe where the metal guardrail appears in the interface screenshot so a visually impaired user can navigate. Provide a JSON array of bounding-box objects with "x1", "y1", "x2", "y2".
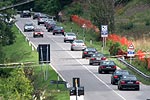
[
  {"x1": 118, "y1": 58, "x2": 150, "y2": 80},
  {"x1": 0, "y1": 0, "x2": 34, "y2": 11}
]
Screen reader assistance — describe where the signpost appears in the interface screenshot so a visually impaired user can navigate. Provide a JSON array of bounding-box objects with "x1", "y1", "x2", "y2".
[
  {"x1": 70, "y1": 78, "x2": 84, "y2": 100},
  {"x1": 127, "y1": 43, "x2": 135, "y2": 64},
  {"x1": 101, "y1": 25, "x2": 108, "y2": 52}
]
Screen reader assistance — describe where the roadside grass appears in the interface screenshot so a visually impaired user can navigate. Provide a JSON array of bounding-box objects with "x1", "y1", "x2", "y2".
[
  {"x1": 110, "y1": 58, "x2": 150, "y2": 85},
  {"x1": 60, "y1": 21, "x2": 150, "y2": 85},
  {"x1": 3, "y1": 25, "x2": 69, "y2": 100},
  {"x1": 3, "y1": 25, "x2": 38, "y2": 63}
]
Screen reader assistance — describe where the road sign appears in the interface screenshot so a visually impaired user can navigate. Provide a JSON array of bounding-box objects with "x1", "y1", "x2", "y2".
[
  {"x1": 101, "y1": 25, "x2": 108, "y2": 37},
  {"x1": 128, "y1": 43, "x2": 134, "y2": 50},
  {"x1": 127, "y1": 50, "x2": 135, "y2": 57},
  {"x1": 38, "y1": 44, "x2": 50, "y2": 64}
]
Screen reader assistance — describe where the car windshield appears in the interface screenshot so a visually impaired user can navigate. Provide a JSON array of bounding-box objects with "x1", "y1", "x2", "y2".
[
  {"x1": 25, "y1": 23, "x2": 33, "y2": 26},
  {"x1": 101, "y1": 61, "x2": 115, "y2": 65},
  {"x1": 122, "y1": 75, "x2": 137, "y2": 80},
  {"x1": 86, "y1": 48, "x2": 96, "y2": 51},
  {"x1": 115, "y1": 70, "x2": 129, "y2": 75}
]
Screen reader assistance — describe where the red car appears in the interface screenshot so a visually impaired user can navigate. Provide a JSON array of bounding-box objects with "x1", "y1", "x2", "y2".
[{"x1": 33, "y1": 29, "x2": 43, "y2": 38}]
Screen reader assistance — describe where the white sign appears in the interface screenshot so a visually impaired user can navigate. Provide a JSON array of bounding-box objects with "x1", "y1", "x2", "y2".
[
  {"x1": 70, "y1": 95, "x2": 84, "y2": 100},
  {"x1": 101, "y1": 25, "x2": 108, "y2": 37},
  {"x1": 127, "y1": 50, "x2": 135, "y2": 57},
  {"x1": 127, "y1": 42, "x2": 135, "y2": 57}
]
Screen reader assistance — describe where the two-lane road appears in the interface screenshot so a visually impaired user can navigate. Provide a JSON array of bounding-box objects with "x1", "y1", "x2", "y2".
[{"x1": 15, "y1": 15, "x2": 150, "y2": 100}]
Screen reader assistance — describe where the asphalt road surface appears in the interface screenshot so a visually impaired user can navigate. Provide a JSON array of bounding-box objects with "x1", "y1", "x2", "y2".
[{"x1": 15, "y1": 15, "x2": 150, "y2": 100}]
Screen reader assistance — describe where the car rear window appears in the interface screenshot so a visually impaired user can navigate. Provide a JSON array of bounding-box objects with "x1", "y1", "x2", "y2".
[
  {"x1": 34, "y1": 29, "x2": 42, "y2": 32},
  {"x1": 86, "y1": 48, "x2": 96, "y2": 51},
  {"x1": 101, "y1": 61, "x2": 115, "y2": 65},
  {"x1": 122, "y1": 75, "x2": 137, "y2": 80},
  {"x1": 67, "y1": 33, "x2": 75, "y2": 36},
  {"x1": 74, "y1": 40, "x2": 84, "y2": 43},
  {"x1": 116, "y1": 71, "x2": 129, "y2": 75}
]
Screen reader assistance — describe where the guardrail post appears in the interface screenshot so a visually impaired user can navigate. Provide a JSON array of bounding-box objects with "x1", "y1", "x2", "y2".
[{"x1": 32, "y1": 45, "x2": 34, "y2": 51}]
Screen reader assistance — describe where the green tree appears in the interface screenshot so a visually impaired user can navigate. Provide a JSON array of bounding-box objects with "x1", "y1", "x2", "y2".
[{"x1": 88, "y1": 0, "x2": 115, "y2": 33}]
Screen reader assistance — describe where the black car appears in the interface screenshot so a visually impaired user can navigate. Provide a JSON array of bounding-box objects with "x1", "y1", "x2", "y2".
[
  {"x1": 82, "y1": 47, "x2": 97, "y2": 58},
  {"x1": 98, "y1": 60, "x2": 117, "y2": 74},
  {"x1": 33, "y1": 12, "x2": 41, "y2": 19},
  {"x1": 111, "y1": 70, "x2": 129, "y2": 85},
  {"x1": 89, "y1": 52, "x2": 106, "y2": 65},
  {"x1": 47, "y1": 21, "x2": 56, "y2": 32},
  {"x1": 20, "y1": 10, "x2": 31, "y2": 18},
  {"x1": 52, "y1": 26, "x2": 64, "y2": 35},
  {"x1": 118, "y1": 75, "x2": 140, "y2": 90}
]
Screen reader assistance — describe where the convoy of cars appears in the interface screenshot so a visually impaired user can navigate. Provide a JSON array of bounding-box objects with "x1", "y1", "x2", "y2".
[{"x1": 20, "y1": 11, "x2": 140, "y2": 91}]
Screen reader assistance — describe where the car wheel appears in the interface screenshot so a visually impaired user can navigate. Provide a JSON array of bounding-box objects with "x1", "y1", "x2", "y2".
[
  {"x1": 64, "y1": 40, "x2": 66, "y2": 42},
  {"x1": 53, "y1": 33, "x2": 55, "y2": 35},
  {"x1": 111, "y1": 79, "x2": 115, "y2": 85},
  {"x1": 24, "y1": 29, "x2": 26, "y2": 32},
  {"x1": 48, "y1": 29, "x2": 50, "y2": 32},
  {"x1": 98, "y1": 69, "x2": 102, "y2": 74},
  {"x1": 38, "y1": 22, "x2": 40, "y2": 25},
  {"x1": 82, "y1": 55, "x2": 85, "y2": 58},
  {"x1": 136, "y1": 87, "x2": 140, "y2": 91},
  {"x1": 33, "y1": 35, "x2": 36, "y2": 38},
  {"x1": 71, "y1": 48, "x2": 74, "y2": 51},
  {"x1": 118, "y1": 85, "x2": 122, "y2": 90},
  {"x1": 89, "y1": 62, "x2": 92, "y2": 65}
]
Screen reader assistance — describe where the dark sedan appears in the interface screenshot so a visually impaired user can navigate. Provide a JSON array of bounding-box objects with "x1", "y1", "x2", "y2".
[
  {"x1": 118, "y1": 75, "x2": 140, "y2": 90},
  {"x1": 89, "y1": 52, "x2": 106, "y2": 65},
  {"x1": 98, "y1": 60, "x2": 117, "y2": 74},
  {"x1": 82, "y1": 47, "x2": 97, "y2": 58},
  {"x1": 53, "y1": 26, "x2": 64, "y2": 35},
  {"x1": 111, "y1": 70, "x2": 129, "y2": 85}
]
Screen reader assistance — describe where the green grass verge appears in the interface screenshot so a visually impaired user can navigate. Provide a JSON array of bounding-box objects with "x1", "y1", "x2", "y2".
[{"x1": 2, "y1": 25, "x2": 69, "y2": 100}]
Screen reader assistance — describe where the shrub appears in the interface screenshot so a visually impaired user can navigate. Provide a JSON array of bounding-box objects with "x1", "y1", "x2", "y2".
[
  {"x1": 120, "y1": 22, "x2": 134, "y2": 30},
  {"x1": 145, "y1": 19, "x2": 150, "y2": 26}
]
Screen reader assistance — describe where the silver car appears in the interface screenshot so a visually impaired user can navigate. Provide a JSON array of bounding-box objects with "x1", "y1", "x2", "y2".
[
  {"x1": 24, "y1": 23, "x2": 34, "y2": 32},
  {"x1": 71, "y1": 40, "x2": 86, "y2": 51},
  {"x1": 64, "y1": 32, "x2": 77, "y2": 42}
]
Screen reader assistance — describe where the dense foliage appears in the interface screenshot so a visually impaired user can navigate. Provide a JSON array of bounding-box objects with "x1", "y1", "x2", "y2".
[
  {"x1": 33, "y1": 0, "x2": 73, "y2": 15},
  {"x1": 0, "y1": 68, "x2": 33, "y2": 100}
]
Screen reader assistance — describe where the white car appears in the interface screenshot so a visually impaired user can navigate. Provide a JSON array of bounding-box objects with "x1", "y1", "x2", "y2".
[
  {"x1": 24, "y1": 23, "x2": 34, "y2": 32},
  {"x1": 71, "y1": 40, "x2": 86, "y2": 51},
  {"x1": 64, "y1": 32, "x2": 76, "y2": 42}
]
